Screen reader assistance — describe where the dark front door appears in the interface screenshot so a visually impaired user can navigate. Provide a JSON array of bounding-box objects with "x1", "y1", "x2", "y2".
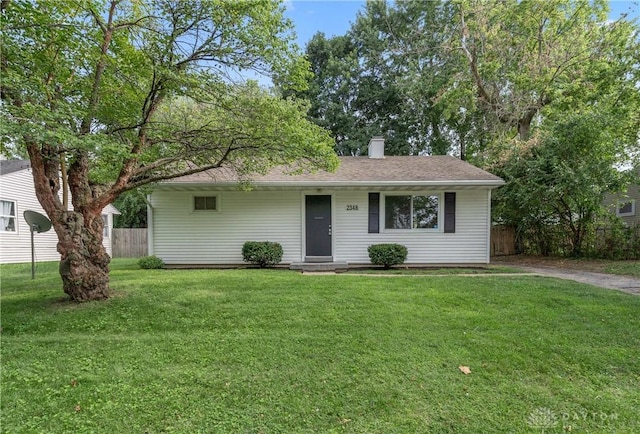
[{"x1": 305, "y1": 195, "x2": 332, "y2": 259}]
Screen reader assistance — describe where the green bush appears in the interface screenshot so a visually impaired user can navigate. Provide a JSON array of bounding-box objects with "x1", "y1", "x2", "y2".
[
  {"x1": 242, "y1": 241, "x2": 283, "y2": 268},
  {"x1": 137, "y1": 255, "x2": 164, "y2": 269},
  {"x1": 368, "y1": 243, "x2": 408, "y2": 269}
]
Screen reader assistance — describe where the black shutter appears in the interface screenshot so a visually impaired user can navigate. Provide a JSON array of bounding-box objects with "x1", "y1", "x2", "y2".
[
  {"x1": 444, "y1": 192, "x2": 456, "y2": 233},
  {"x1": 368, "y1": 193, "x2": 380, "y2": 233}
]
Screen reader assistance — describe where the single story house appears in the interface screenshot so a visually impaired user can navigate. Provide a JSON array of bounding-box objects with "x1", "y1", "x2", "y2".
[
  {"x1": 0, "y1": 159, "x2": 120, "y2": 264},
  {"x1": 147, "y1": 138, "x2": 504, "y2": 268},
  {"x1": 603, "y1": 168, "x2": 639, "y2": 227}
]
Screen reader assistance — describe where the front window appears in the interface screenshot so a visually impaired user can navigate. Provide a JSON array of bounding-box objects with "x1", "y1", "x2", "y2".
[
  {"x1": 385, "y1": 195, "x2": 438, "y2": 229},
  {"x1": 0, "y1": 199, "x2": 17, "y2": 233}
]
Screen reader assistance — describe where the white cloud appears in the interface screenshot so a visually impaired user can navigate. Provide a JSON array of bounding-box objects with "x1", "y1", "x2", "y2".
[{"x1": 283, "y1": 0, "x2": 294, "y2": 12}]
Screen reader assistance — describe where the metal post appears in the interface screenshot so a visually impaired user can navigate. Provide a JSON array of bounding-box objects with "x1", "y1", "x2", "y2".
[{"x1": 31, "y1": 226, "x2": 35, "y2": 279}]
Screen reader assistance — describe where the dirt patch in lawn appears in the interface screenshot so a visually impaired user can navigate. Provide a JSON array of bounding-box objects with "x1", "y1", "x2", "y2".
[{"x1": 492, "y1": 255, "x2": 638, "y2": 275}]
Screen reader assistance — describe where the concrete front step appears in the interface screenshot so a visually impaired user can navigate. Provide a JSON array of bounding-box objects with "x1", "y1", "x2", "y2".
[{"x1": 290, "y1": 261, "x2": 349, "y2": 272}]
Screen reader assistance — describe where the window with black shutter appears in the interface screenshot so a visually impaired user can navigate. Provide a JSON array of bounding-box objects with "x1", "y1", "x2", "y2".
[
  {"x1": 368, "y1": 193, "x2": 380, "y2": 233},
  {"x1": 444, "y1": 192, "x2": 456, "y2": 233}
]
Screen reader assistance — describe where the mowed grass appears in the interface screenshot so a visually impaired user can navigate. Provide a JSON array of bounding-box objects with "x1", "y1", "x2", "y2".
[
  {"x1": 344, "y1": 266, "x2": 523, "y2": 275},
  {"x1": 1, "y1": 259, "x2": 639, "y2": 433}
]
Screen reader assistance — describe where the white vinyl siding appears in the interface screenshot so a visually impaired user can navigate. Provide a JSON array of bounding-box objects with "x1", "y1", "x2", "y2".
[
  {"x1": 0, "y1": 167, "x2": 117, "y2": 263},
  {"x1": 151, "y1": 188, "x2": 493, "y2": 265},
  {"x1": 150, "y1": 190, "x2": 302, "y2": 264},
  {"x1": 102, "y1": 214, "x2": 109, "y2": 238},
  {"x1": 333, "y1": 190, "x2": 490, "y2": 264}
]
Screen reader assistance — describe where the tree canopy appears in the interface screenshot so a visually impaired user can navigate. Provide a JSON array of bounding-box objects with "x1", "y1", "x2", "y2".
[
  {"x1": 0, "y1": 0, "x2": 338, "y2": 301},
  {"x1": 444, "y1": 0, "x2": 640, "y2": 162},
  {"x1": 291, "y1": 0, "x2": 639, "y2": 164}
]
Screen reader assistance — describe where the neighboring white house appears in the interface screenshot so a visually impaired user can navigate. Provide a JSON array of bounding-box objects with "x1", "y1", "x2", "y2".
[
  {"x1": 0, "y1": 160, "x2": 120, "y2": 264},
  {"x1": 603, "y1": 167, "x2": 639, "y2": 227},
  {"x1": 148, "y1": 138, "x2": 505, "y2": 268}
]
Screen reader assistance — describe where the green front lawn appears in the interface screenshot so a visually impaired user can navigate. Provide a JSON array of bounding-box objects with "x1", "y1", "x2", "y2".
[
  {"x1": 344, "y1": 266, "x2": 523, "y2": 275},
  {"x1": 2, "y1": 260, "x2": 639, "y2": 433}
]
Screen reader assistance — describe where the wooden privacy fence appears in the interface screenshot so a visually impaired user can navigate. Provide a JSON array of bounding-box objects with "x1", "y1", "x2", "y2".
[
  {"x1": 491, "y1": 226, "x2": 516, "y2": 256},
  {"x1": 112, "y1": 228, "x2": 147, "y2": 258}
]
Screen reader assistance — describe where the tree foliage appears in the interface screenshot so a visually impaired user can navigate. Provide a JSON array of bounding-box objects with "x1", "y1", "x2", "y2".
[
  {"x1": 286, "y1": 1, "x2": 481, "y2": 158},
  {"x1": 442, "y1": 0, "x2": 640, "y2": 163},
  {"x1": 0, "y1": 0, "x2": 338, "y2": 301},
  {"x1": 113, "y1": 189, "x2": 148, "y2": 228},
  {"x1": 495, "y1": 112, "x2": 636, "y2": 256},
  {"x1": 483, "y1": 1, "x2": 640, "y2": 256},
  {"x1": 292, "y1": 0, "x2": 639, "y2": 161},
  {"x1": 283, "y1": 1, "x2": 458, "y2": 156}
]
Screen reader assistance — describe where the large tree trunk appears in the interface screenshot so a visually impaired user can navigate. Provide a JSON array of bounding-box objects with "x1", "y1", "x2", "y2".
[
  {"x1": 55, "y1": 210, "x2": 111, "y2": 302},
  {"x1": 27, "y1": 146, "x2": 113, "y2": 302}
]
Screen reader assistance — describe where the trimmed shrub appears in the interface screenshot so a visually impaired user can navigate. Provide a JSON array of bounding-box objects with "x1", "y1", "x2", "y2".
[
  {"x1": 242, "y1": 241, "x2": 283, "y2": 268},
  {"x1": 368, "y1": 243, "x2": 408, "y2": 269},
  {"x1": 137, "y1": 255, "x2": 164, "y2": 269}
]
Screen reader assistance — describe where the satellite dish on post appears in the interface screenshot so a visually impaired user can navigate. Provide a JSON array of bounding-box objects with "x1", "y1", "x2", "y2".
[
  {"x1": 24, "y1": 210, "x2": 52, "y2": 233},
  {"x1": 23, "y1": 210, "x2": 52, "y2": 279}
]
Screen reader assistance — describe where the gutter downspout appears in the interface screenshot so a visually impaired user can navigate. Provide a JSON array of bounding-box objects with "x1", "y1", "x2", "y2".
[
  {"x1": 486, "y1": 189, "x2": 492, "y2": 264},
  {"x1": 147, "y1": 194, "x2": 154, "y2": 256}
]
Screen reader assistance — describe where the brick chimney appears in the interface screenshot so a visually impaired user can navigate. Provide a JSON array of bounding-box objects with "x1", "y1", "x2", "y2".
[{"x1": 368, "y1": 136, "x2": 385, "y2": 159}]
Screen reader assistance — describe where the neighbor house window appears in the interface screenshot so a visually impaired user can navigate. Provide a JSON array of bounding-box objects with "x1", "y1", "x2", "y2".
[
  {"x1": 102, "y1": 214, "x2": 109, "y2": 238},
  {"x1": 194, "y1": 196, "x2": 217, "y2": 211},
  {"x1": 617, "y1": 199, "x2": 636, "y2": 217},
  {"x1": 384, "y1": 195, "x2": 438, "y2": 229},
  {"x1": 0, "y1": 199, "x2": 17, "y2": 233}
]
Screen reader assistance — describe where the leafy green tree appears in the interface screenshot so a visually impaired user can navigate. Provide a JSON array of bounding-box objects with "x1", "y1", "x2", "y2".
[
  {"x1": 288, "y1": 1, "x2": 484, "y2": 158},
  {"x1": 442, "y1": 0, "x2": 640, "y2": 162},
  {"x1": 362, "y1": 0, "x2": 638, "y2": 254},
  {"x1": 291, "y1": 33, "x2": 366, "y2": 155},
  {"x1": 495, "y1": 110, "x2": 637, "y2": 256},
  {"x1": 347, "y1": 1, "x2": 416, "y2": 155},
  {"x1": 113, "y1": 190, "x2": 148, "y2": 228},
  {"x1": 285, "y1": 2, "x2": 429, "y2": 156},
  {"x1": 1, "y1": 0, "x2": 338, "y2": 301},
  {"x1": 365, "y1": 0, "x2": 464, "y2": 157}
]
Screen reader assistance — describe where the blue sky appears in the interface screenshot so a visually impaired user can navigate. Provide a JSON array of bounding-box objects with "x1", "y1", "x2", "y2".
[{"x1": 284, "y1": 0, "x2": 640, "y2": 49}]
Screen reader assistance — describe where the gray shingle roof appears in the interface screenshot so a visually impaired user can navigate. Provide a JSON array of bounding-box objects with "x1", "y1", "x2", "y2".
[
  {"x1": 166, "y1": 155, "x2": 504, "y2": 187},
  {"x1": 0, "y1": 159, "x2": 31, "y2": 176}
]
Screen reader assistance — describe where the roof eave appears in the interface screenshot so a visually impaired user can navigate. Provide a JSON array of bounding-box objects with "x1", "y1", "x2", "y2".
[{"x1": 158, "y1": 179, "x2": 505, "y2": 189}]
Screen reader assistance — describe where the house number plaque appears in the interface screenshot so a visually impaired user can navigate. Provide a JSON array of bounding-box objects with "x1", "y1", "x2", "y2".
[{"x1": 346, "y1": 205, "x2": 359, "y2": 211}]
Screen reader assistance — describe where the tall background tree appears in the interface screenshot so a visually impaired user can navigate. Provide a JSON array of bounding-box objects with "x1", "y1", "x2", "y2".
[
  {"x1": 441, "y1": 0, "x2": 640, "y2": 164},
  {"x1": 290, "y1": 33, "x2": 365, "y2": 155},
  {"x1": 285, "y1": 1, "x2": 472, "y2": 157},
  {"x1": 0, "y1": 0, "x2": 338, "y2": 301}
]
